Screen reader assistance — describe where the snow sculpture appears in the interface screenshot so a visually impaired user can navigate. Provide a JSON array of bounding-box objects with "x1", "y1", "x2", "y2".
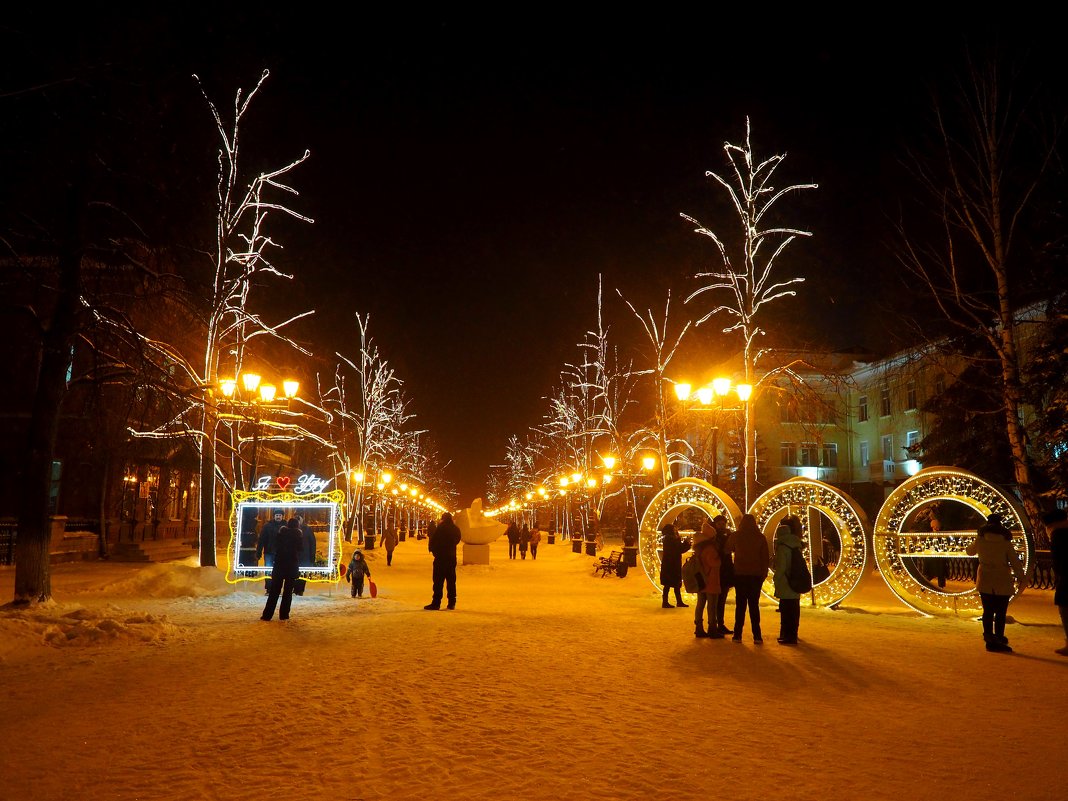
[{"x1": 454, "y1": 498, "x2": 507, "y2": 544}]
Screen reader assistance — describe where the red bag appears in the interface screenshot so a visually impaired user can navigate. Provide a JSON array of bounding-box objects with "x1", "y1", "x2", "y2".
[
  {"x1": 338, "y1": 562, "x2": 347, "y2": 576},
  {"x1": 368, "y1": 579, "x2": 378, "y2": 598}
]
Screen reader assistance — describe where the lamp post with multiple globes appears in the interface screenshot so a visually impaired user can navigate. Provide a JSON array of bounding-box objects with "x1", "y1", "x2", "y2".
[
  {"x1": 217, "y1": 371, "x2": 300, "y2": 491},
  {"x1": 672, "y1": 377, "x2": 752, "y2": 500}
]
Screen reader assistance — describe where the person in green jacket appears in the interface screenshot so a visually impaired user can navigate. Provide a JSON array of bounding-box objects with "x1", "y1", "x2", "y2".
[{"x1": 772, "y1": 515, "x2": 804, "y2": 645}]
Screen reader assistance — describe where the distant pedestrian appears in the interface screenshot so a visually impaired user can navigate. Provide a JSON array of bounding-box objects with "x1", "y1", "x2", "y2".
[
  {"x1": 1043, "y1": 508, "x2": 1068, "y2": 656},
  {"x1": 425, "y1": 511, "x2": 461, "y2": 610},
  {"x1": 261, "y1": 518, "x2": 303, "y2": 622},
  {"x1": 727, "y1": 513, "x2": 770, "y2": 643},
  {"x1": 772, "y1": 514, "x2": 804, "y2": 645},
  {"x1": 692, "y1": 520, "x2": 722, "y2": 638},
  {"x1": 346, "y1": 550, "x2": 372, "y2": 598},
  {"x1": 924, "y1": 515, "x2": 948, "y2": 589},
  {"x1": 381, "y1": 526, "x2": 399, "y2": 566},
  {"x1": 529, "y1": 527, "x2": 542, "y2": 560},
  {"x1": 238, "y1": 507, "x2": 260, "y2": 568},
  {"x1": 966, "y1": 514, "x2": 1025, "y2": 653},
  {"x1": 710, "y1": 514, "x2": 736, "y2": 636},
  {"x1": 659, "y1": 523, "x2": 690, "y2": 608},
  {"x1": 506, "y1": 521, "x2": 520, "y2": 559},
  {"x1": 519, "y1": 524, "x2": 531, "y2": 559}
]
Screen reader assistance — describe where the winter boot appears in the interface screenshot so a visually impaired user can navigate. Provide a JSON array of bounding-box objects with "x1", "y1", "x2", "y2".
[{"x1": 694, "y1": 624, "x2": 708, "y2": 638}]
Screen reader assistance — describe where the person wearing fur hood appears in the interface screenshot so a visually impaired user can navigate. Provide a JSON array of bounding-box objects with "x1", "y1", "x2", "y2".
[{"x1": 692, "y1": 521, "x2": 723, "y2": 638}]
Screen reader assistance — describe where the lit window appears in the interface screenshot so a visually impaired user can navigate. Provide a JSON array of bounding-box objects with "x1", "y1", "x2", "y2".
[
  {"x1": 780, "y1": 442, "x2": 796, "y2": 466},
  {"x1": 822, "y1": 443, "x2": 839, "y2": 468},
  {"x1": 800, "y1": 443, "x2": 820, "y2": 466}
]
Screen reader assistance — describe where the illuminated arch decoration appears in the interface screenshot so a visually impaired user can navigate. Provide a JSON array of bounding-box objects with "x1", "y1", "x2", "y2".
[
  {"x1": 748, "y1": 477, "x2": 869, "y2": 608},
  {"x1": 226, "y1": 486, "x2": 346, "y2": 585},
  {"x1": 638, "y1": 478, "x2": 743, "y2": 594},
  {"x1": 873, "y1": 466, "x2": 1034, "y2": 617}
]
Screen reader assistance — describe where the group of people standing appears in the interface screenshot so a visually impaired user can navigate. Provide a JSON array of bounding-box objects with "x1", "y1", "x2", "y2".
[{"x1": 505, "y1": 522, "x2": 541, "y2": 560}]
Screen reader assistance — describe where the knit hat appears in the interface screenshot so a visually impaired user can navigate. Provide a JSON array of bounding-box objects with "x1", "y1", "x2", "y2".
[{"x1": 694, "y1": 521, "x2": 715, "y2": 544}]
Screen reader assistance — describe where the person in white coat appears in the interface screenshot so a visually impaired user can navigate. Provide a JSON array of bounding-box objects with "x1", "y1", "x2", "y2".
[{"x1": 965, "y1": 514, "x2": 1025, "y2": 653}]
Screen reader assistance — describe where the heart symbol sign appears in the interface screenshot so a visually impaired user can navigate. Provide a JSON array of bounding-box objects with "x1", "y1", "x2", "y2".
[{"x1": 276, "y1": 476, "x2": 291, "y2": 490}]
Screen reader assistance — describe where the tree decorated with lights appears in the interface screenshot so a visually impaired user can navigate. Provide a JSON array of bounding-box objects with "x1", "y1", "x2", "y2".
[
  {"x1": 124, "y1": 71, "x2": 314, "y2": 567},
  {"x1": 618, "y1": 288, "x2": 692, "y2": 491},
  {"x1": 684, "y1": 118, "x2": 817, "y2": 507}
]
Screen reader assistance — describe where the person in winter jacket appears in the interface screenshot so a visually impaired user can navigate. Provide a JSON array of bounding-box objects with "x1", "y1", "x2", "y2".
[
  {"x1": 692, "y1": 520, "x2": 723, "y2": 638},
  {"x1": 966, "y1": 514, "x2": 1025, "y2": 653},
  {"x1": 346, "y1": 550, "x2": 372, "y2": 598},
  {"x1": 261, "y1": 519, "x2": 304, "y2": 621},
  {"x1": 425, "y1": 512, "x2": 462, "y2": 610},
  {"x1": 296, "y1": 514, "x2": 317, "y2": 568},
  {"x1": 1042, "y1": 508, "x2": 1068, "y2": 656},
  {"x1": 529, "y1": 527, "x2": 542, "y2": 560},
  {"x1": 710, "y1": 515, "x2": 736, "y2": 636},
  {"x1": 772, "y1": 515, "x2": 805, "y2": 645},
  {"x1": 506, "y1": 522, "x2": 520, "y2": 560},
  {"x1": 659, "y1": 523, "x2": 691, "y2": 608},
  {"x1": 727, "y1": 513, "x2": 770, "y2": 643},
  {"x1": 256, "y1": 510, "x2": 286, "y2": 592},
  {"x1": 381, "y1": 527, "x2": 399, "y2": 566},
  {"x1": 519, "y1": 525, "x2": 531, "y2": 559}
]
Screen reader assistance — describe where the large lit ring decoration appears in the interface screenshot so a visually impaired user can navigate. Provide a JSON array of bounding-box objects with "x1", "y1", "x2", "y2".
[
  {"x1": 748, "y1": 477, "x2": 869, "y2": 608},
  {"x1": 873, "y1": 466, "x2": 1034, "y2": 617},
  {"x1": 638, "y1": 478, "x2": 742, "y2": 595},
  {"x1": 226, "y1": 488, "x2": 346, "y2": 584}
]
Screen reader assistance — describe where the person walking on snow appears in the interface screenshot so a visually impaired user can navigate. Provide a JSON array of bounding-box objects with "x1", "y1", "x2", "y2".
[
  {"x1": 529, "y1": 527, "x2": 542, "y2": 560},
  {"x1": 659, "y1": 523, "x2": 690, "y2": 608},
  {"x1": 727, "y1": 513, "x2": 770, "y2": 643},
  {"x1": 1043, "y1": 508, "x2": 1068, "y2": 656},
  {"x1": 381, "y1": 526, "x2": 399, "y2": 566},
  {"x1": 506, "y1": 521, "x2": 520, "y2": 560},
  {"x1": 692, "y1": 520, "x2": 723, "y2": 638},
  {"x1": 772, "y1": 515, "x2": 804, "y2": 645},
  {"x1": 261, "y1": 518, "x2": 303, "y2": 622},
  {"x1": 519, "y1": 524, "x2": 531, "y2": 559}
]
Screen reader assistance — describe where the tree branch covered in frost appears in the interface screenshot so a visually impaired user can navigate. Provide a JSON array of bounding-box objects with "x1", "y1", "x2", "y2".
[{"x1": 682, "y1": 118, "x2": 816, "y2": 505}]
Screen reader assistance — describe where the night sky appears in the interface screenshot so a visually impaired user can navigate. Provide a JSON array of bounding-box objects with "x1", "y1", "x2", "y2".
[{"x1": 4, "y1": 11, "x2": 1061, "y2": 502}]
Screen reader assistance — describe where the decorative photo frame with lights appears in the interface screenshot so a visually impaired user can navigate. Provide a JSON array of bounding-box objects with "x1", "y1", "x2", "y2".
[
  {"x1": 873, "y1": 466, "x2": 1035, "y2": 617},
  {"x1": 226, "y1": 476, "x2": 345, "y2": 584},
  {"x1": 747, "y1": 477, "x2": 870, "y2": 609},
  {"x1": 637, "y1": 467, "x2": 1034, "y2": 618},
  {"x1": 637, "y1": 478, "x2": 743, "y2": 592}
]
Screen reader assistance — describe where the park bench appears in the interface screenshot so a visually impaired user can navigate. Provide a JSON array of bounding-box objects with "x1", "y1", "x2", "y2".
[{"x1": 593, "y1": 550, "x2": 627, "y2": 578}]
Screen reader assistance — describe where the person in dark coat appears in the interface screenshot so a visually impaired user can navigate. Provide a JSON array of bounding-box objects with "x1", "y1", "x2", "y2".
[
  {"x1": 659, "y1": 523, "x2": 690, "y2": 608},
  {"x1": 261, "y1": 518, "x2": 303, "y2": 621},
  {"x1": 296, "y1": 514, "x2": 317, "y2": 568},
  {"x1": 711, "y1": 514, "x2": 736, "y2": 635},
  {"x1": 381, "y1": 526, "x2": 399, "y2": 566},
  {"x1": 1043, "y1": 508, "x2": 1068, "y2": 656},
  {"x1": 519, "y1": 524, "x2": 531, "y2": 559},
  {"x1": 256, "y1": 509, "x2": 286, "y2": 592},
  {"x1": 727, "y1": 513, "x2": 770, "y2": 643},
  {"x1": 425, "y1": 511, "x2": 461, "y2": 610},
  {"x1": 506, "y1": 521, "x2": 520, "y2": 559},
  {"x1": 345, "y1": 550, "x2": 372, "y2": 597}
]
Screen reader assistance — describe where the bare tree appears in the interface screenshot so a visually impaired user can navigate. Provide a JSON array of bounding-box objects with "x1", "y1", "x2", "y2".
[
  {"x1": 683, "y1": 117, "x2": 817, "y2": 507},
  {"x1": 618, "y1": 288, "x2": 692, "y2": 490},
  {"x1": 894, "y1": 47, "x2": 1063, "y2": 538}
]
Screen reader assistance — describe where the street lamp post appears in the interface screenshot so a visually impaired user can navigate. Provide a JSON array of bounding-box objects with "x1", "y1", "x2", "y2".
[
  {"x1": 673, "y1": 377, "x2": 752, "y2": 497},
  {"x1": 218, "y1": 371, "x2": 300, "y2": 491}
]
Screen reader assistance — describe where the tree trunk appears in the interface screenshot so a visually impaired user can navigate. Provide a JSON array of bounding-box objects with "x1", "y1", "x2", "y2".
[
  {"x1": 197, "y1": 407, "x2": 217, "y2": 567},
  {"x1": 14, "y1": 197, "x2": 83, "y2": 604}
]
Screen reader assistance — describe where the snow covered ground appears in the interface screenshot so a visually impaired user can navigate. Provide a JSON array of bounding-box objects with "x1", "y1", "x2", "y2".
[{"x1": 1, "y1": 535, "x2": 1065, "y2": 801}]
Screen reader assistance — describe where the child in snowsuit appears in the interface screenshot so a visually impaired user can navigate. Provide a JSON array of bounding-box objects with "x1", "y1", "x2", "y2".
[{"x1": 346, "y1": 550, "x2": 372, "y2": 598}]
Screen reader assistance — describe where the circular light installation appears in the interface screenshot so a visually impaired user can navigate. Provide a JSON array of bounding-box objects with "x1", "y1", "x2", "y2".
[
  {"x1": 748, "y1": 477, "x2": 870, "y2": 608},
  {"x1": 873, "y1": 466, "x2": 1034, "y2": 617},
  {"x1": 638, "y1": 478, "x2": 743, "y2": 595}
]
